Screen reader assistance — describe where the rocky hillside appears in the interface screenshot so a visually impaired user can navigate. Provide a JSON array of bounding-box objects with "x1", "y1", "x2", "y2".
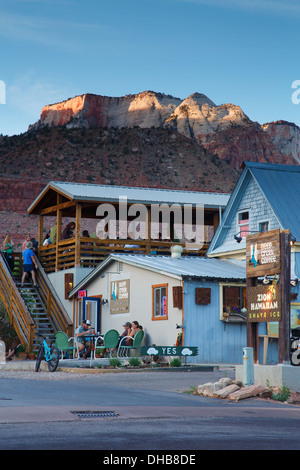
[{"x1": 30, "y1": 90, "x2": 300, "y2": 169}]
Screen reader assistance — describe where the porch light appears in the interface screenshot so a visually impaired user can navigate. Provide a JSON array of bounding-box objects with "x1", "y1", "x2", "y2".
[
  {"x1": 290, "y1": 234, "x2": 296, "y2": 246},
  {"x1": 100, "y1": 271, "x2": 120, "y2": 278},
  {"x1": 234, "y1": 234, "x2": 242, "y2": 243},
  {"x1": 101, "y1": 298, "x2": 108, "y2": 305},
  {"x1": 234, "y1": 230, "x2": 261, "y2": 243}
]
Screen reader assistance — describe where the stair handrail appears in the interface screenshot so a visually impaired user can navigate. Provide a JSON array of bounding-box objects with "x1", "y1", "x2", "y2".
[
  {"x1": 34, "y1": 255, "x2": 73, "y2": 336},
  {"x1": 0, "y1": 251, "x2": 35, "y2": 352}
]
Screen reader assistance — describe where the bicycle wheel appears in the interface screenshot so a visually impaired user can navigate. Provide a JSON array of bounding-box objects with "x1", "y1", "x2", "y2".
[
  {"x1": 35, "y1": 346, "x2": 44, "y2": 372},
  {"x1": 48, "y1": 345, "x2": 59, "y2": 372}
]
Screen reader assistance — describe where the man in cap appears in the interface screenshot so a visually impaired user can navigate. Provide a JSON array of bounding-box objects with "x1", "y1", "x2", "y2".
[
  {"x1": 119, "y1": 321, "x2": 132, "y2": 346},
  {"x1": 121, "y1": 322, "x2": 132, "y2": 338},
  {"x1": 76, "y1": 319, "x2": 94, "y2": 359}
]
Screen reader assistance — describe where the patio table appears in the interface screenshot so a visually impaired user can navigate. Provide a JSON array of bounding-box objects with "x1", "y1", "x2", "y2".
[{"x1": 83, "y1": 334, "x2": 104, "y2": 364}]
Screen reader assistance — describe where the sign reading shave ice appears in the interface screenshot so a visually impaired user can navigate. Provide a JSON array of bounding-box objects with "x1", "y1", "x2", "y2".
[
  {"x1": 246, "y1": 229, "x2": 281, "y2": 278},
  {"x1": 247, "y1": 284, "x2": 281, "y2": 322}
]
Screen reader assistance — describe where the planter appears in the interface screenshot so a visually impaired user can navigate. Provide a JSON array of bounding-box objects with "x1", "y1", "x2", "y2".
[
  {"x1": 15, "y1": 351, "x2": 28, "y2": 361},
  {"x1": 29, "y1": 354, "x2": 35, "y2": 360}
]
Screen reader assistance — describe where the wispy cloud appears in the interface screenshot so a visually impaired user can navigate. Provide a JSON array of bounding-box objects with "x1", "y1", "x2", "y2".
[
  {"x1": 8, "y1": 71, "x2": 73, "y2": 119},
  {"x1": 177, "y1": 0, "x2": 300, "y2": 16},
  {"x1": 0, "y1": 10, "x2": 105, "y2": 53}
]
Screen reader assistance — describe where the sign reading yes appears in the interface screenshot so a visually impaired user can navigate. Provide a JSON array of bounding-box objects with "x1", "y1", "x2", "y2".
[{"x1": 141, "y1": 346, "x2": 198, "y2": 356}]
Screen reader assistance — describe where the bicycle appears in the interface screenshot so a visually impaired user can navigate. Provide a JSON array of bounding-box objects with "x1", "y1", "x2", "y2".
[{"x1": 35, "y1": 333, "x2": 60, "y2": 372}]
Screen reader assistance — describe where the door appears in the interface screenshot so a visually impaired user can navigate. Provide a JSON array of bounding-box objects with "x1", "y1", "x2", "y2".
[{"x1": 83, "y1": 297, "x2": 101, "y2": 333}]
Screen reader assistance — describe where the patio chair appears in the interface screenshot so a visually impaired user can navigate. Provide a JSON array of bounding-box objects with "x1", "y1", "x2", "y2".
[
  {"x1": 95, "y1": 329, "x2": 119, "y2": 358},
  {"x1": 117, "y1": 329, "x2": 144, "y2": 358},
  {"x1": 54, "y1": 331, "x2": 79, "y2": 359}
]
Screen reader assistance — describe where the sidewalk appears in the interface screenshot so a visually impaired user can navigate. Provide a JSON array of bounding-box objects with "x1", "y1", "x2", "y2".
[{"x1": 0, "y1": 358, "x2": 221, "y2": 373}]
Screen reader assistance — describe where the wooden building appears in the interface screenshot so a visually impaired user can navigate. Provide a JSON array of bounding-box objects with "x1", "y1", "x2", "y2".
[{"x1": 28, "y1": 181, "x2": 230, "y2": 273}]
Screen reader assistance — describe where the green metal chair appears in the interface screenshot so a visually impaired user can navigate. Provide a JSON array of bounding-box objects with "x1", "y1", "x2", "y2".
[
  {"x1": 95, "y1": 329, "x2": 120, "y2": 358},
  {"x1": 54, "y1": 331, "x2": 78, "y2": 359},
  {"x1": 117, "y1": 329, "x2": 144, "y2": 358}
]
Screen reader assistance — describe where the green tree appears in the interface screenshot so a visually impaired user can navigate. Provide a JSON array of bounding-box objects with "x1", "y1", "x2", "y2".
[{"x1": 0, "y1": 301, "x2": 19, "y2": 348}]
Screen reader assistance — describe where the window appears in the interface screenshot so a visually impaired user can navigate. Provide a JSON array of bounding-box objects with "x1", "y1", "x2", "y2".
[
  {"x1": 259, "y1": 221, "x2": 269, "y2": 233},
  {"x1": 238, "y1": 211, "x2": 249, "y2": 238},
  {"x1": 152, "y1": 284, "x2": 168, "y2": 320},
  {"x1": 221, "y1": 284, "x2": 246, "y2": 321}
]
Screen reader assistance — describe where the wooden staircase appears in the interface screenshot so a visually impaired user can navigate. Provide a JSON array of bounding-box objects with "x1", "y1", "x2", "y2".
[
  {"x1": 0, "y1": 251, "x2": 73, "y2": 353},
  {"x1": 16, "y1": 283, "x2": 55, "y2": 351}
]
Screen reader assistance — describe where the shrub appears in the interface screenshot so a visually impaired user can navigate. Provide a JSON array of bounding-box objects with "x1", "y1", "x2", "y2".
[
  {"x1": 266, "y1": 380, "x2": 291, "y2": 402},
  {"x1": 272, "y1": 385, "x2": 291, "y2": 402},
  {"x1": 0, "y1": 301, "x2": 19, "y2": 348},
  {"x1": 109, "y1": 358, "x2": 121, "y2": 368},
  {"x1": 170, "y1": 357, "x2": 181, "y2": 367},
  {"x1": 129, "y1": 357, "x2": 141, "y2": 367}
]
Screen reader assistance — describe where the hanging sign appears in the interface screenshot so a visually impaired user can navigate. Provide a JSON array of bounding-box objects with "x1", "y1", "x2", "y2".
[
  {"x1": 78, "y1": 290, "x2": 87, "y2": 298},
  {"x1": 247, "y1": 283, "x2": 281, "y2": 322},
  {"x1": 246, "y1": 229, "x2": 281, "y2": 278}
]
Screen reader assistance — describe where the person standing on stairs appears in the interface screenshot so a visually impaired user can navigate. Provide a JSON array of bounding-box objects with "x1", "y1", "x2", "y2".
[
  {"x1": 2, "y1": 235, "x2": 14, "y2": 272},
  {"x1": 21, "y1": 241, "x2": 38, "y2": 288}
]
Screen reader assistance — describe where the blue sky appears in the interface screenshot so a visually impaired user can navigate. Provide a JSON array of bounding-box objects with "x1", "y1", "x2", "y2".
[{"x1": 0, "y1": 0, "x2": 299, "y2": 136}]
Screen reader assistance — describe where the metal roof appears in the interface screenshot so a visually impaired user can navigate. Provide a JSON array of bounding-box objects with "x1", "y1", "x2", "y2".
[
  {"x1": 207, "y1": 161, "x2": 300, "y2": 256},
  {"x1": 69, "y1": 254, "x2": 246, "y2": 297},
  {"x1": 245, "y1": 162, "x2": 300, "y2": 240},
  {"x1": 28, "y1": 181, "x2": 230, "y2": 213}
]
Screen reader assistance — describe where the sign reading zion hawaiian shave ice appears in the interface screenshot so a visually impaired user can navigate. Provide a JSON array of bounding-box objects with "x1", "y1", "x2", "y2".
[
  {"x1": 246, "y1": 229, "x2": 281, "y2": 278},
  {"x1": 247, "y1": 284, "x2": 281, "y2": 322}
]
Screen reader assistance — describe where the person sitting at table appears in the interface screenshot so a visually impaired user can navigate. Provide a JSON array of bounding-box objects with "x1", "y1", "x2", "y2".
[
  {"x1": 126, "y1": 320, "x2": 140, "y2": 345},
  {"x1": 118, "y1": 321, "x2": 132, "y2": 346},
  {"x1": 76, "y1": 319, "x2": 94, "y2": 359},
  {"x1": 121, "y1": 321, "x2": 140, "y2": 346},
  {"x1": 120, "y1": 321, "x2": 132, "y2": 338}
]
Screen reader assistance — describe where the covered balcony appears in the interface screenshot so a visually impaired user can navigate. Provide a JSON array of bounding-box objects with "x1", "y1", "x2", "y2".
[{"x1": 28, "y1": 181, "x2": 230, "y2": 273}]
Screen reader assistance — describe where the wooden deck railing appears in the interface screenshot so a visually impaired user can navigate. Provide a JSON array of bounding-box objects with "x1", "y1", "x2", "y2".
[
  {"x1": 0, "y1": 252, "x2": 35, "y2": 352},
  {"x1": 38, "y1": 237, "x2": 209, "y2": 272}
]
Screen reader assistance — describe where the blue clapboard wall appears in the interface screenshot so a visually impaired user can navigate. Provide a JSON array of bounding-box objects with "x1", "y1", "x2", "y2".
[{"x1": 182, "y1": 279, "x2": 278, "y2": 365}]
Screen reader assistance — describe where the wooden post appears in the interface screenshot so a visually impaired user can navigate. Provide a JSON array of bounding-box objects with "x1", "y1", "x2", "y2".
[
  {"x1": 75, "y1": 203, "x2": 82, "y2": 267},
  {"x1": 213, "y1": 211, "x2": 219, "y2": 234},
  {"x1": 278, "y1": 230, "x2": 291, "y2": 364},
  {"x1": 246, "y1": 276, "x2": 259, "y2": 363},
  {"x1": 38, "y1": 214, "x2": 44, "y2": 252},
  {"x1": 146, "y1": 206, "x2": 151, "y2": 254},
  {"x1": 55, "y1": 194, "x2": 62, "y2": 272}
]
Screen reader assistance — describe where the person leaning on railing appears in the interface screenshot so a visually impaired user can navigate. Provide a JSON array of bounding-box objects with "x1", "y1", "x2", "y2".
[
  {"x1": 2, "y1": 235, "x2": 14, "y2": 272},
  {"x1": 50, "y1": 222, "x2": 57, "y2": 244}
]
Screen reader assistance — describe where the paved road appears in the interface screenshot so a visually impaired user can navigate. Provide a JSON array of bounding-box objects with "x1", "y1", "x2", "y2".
[{"x1": 0, "y1": 367, "x2": 299, "y2": 452}]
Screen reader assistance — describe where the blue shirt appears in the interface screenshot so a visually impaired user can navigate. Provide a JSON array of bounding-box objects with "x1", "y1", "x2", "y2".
[{"x1": 23, "y1": 248, "x2": 34, "y2": 265}]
